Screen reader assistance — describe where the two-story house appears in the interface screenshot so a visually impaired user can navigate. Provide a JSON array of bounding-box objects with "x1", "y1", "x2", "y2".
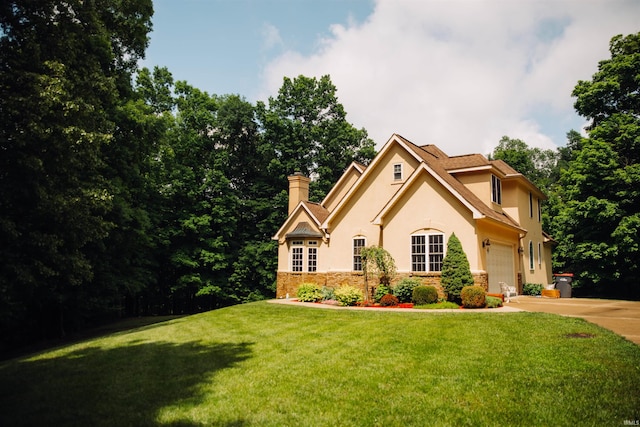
[{"x1": 273, "y1": 134, "x2": 553, "y2": 298}]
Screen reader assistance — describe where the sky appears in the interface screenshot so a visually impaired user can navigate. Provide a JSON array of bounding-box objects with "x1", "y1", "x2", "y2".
[{"x1": 144, "y1": 0, "x2": 640, "y2": 155}]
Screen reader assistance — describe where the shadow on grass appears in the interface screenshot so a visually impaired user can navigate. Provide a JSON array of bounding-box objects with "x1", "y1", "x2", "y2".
[{"x1": 0, "y1": 340, "x2": 253, "y2": 426}]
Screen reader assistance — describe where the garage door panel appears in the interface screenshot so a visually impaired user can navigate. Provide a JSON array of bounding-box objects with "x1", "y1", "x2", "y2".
[{"x1": 487, "y1": 243, "x2": 514, "y2": 293}]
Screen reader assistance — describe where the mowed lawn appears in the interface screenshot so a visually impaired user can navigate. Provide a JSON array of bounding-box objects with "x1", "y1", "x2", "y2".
[{"x1": 1, "y1": 301, "x2": 639, "y2": 426}]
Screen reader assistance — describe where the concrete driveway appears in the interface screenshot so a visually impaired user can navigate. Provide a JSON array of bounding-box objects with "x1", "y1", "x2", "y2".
[{"x1": 508, "y1": 296, "x2": 640, "y2": 345}]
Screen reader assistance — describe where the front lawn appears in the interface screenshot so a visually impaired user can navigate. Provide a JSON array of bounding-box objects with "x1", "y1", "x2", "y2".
[{"x1": 1, "y1": 301, "x2": 639, "y2": 426}]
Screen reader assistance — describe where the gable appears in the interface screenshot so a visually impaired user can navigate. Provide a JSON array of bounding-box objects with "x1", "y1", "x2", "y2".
[
  {"x1": 322, "y1": 162, "x2": 365, "y2": 212},
  {"x1": 273, "y1": 201, "x2": 328, "y2": 242}
]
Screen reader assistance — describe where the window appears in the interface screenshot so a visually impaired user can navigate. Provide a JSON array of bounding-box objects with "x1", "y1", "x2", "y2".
[
  {"x1": 528, "y1": 240, "x2": 534, "y2": 270},
  {"x1": 291, "y1": 241, "x2": 304, "y2": 272},
  {"x1": 291, "y1": 240, "x2": 319, "y2": 272},
  {"x1": 491, "y1": 175, "x2": 502, "y2": 205},
  {"x1": 308, "y1": 241, "x2": 317, "y2": 272},
  {"x1": 353, "y1": 238, "x2": 366, "y2": 271},
  {"x1": 393, "y1": 163, "x2": 403, "y2": 181},
  {"x1": 537, "y1": 198, "x2": 542, "y2": 222},
  {"x1": 411, "y1": 234, "x2": 444, "y2": 272},
  {"x1": 537, "y1": 242, "x2": 542, "y2": 268},
  {"x1": 529, "y1": 192, "x2": 533, "y2": 218}
]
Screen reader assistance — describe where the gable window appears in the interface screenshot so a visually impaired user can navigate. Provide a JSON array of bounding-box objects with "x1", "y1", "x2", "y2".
[
  {"x1": 291, "y1": 241, "x2": 304, "y2": 272},
  {"x1": 393, "y1": 163, "x2": 403, "y2": 181},
  {"x1": 353, "y1": 237, "x2": 366, "y2": 271},
  {"x1": 411, "y1": 233, "x2": 444, "y2": 272},
  {"x1": 491, "y1": 175, "x2": 502, "y2": 205},
  {"x1": 528, "y1": 240, "x2": 534, "y2": 270}
]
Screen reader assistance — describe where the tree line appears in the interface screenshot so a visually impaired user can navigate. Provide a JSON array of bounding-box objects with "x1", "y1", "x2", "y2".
[
  {"x1": 0, "y1": 1, "x2": 375, "y2": 351},
  {"x1": 1, "y1": 1, "x2": 638, "y2": 352}
]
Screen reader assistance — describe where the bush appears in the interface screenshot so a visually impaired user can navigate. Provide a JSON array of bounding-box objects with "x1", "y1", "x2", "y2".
[
  {"x1": 321, "y1": 286, "x2": 335, "y2": 301},
  {"x1": 379, "y1": 293, "x2": 399, "y2": 307},
  {"x1": 461, "y1": 285, "x2": 486, "y2": 308},
  {"x1": 374, "y1": 284, "x2": 391, "y2": 303},
  {"x1": 412, "y1": 285, "x2": 438, "y2": 305},
  {"x1": 296, "y1": 283, "x2": 322, "y2": 302},
  {"x1": 334, "y1": 285, "x2": 363, "y2": 306},
  {"x1": 441, "y1": 233, "x2": 474, "y2": 303},
  {"x1": 393, "y1": 278, "x2": 422, "y2": 303},
  {"x1": 523, "y1": 283, "x2": 544, "y2": 296},
  {"x1": 485, "y1": 295, "x2": 503, "y2": 308}
]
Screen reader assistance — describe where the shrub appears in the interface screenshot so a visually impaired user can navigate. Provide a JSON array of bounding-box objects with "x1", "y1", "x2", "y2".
[
  {"x1": 412, "y1": 285, "x2": 438, "y2": 305},
  {"x1": 441, "y1": 233, "x2": 474, "y2": 303},
  {"x1": 296, "y1": 283, "x2": 322, "y2": 302},
  {"x1": 485, "y1": 295, "x2": 503, "y2": 308},
  {"x1": 393, "y1": 278, "x2": 422, "y2": 303},
  {"x1": 379, "y1": 293, "x2": 399, "y2": 307},
  {"x1": 374, "y1": 284, "x2": 391, "y2": 303},
  {"x1": 333, "y1": 285, "x2": 363, "y2": 306},
  {"x1": 523, "y1": 283, "x2": 544, "y2": 296},
  {"x1": 321, "y1": 286, "x2": 335, "y2": 301},
  {"x1": 461, "y1": 285, "x2": 486, "y2": 308}
]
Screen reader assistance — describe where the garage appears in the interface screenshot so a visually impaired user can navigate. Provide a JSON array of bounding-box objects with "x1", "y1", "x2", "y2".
[{"x1": 486, "y1": 243, "x2": 515, "y2": 294}]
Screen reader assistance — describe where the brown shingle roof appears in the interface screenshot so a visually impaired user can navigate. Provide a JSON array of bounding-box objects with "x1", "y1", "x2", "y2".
[
  {"x1": 303, "y1": 201, "x2": 329, "y2": 224},
  {"x1": 398, "y1": 136, "x2": 523, "y2": 230}
]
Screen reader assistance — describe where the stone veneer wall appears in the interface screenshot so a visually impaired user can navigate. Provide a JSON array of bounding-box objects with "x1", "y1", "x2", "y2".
[{"x1": 276, "y1": 271, "x2": 489, "y2": 299}]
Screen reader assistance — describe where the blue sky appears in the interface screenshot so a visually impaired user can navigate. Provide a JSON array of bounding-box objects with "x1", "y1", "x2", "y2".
[{"x1": 144, "y1": 0, "x2": 640, "y2": 155}]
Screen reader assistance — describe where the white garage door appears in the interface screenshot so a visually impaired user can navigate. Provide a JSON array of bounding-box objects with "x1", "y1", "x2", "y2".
[{"x1": 486, "y1": 243, "x2": 515, "y2": 293}]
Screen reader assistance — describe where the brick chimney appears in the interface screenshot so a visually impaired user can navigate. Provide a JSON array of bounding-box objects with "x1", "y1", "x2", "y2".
[{"x1": 287, "y1": 172, "x2": 310, "y2": 215}]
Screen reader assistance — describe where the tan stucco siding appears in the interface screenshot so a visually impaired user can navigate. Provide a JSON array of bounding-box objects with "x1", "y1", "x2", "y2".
[
  {"x1": 381, "y1": 174, "x2": 477, "y2": 271},
  {"x1": 455, "y1": 172, "x2": 494, "y2": 209},
  {"x1": 323, "y1": 167, "x2": 361, "y2": 212},
  {"x1": 322, "y1": 145, "x2": 421, "y2": 271}
]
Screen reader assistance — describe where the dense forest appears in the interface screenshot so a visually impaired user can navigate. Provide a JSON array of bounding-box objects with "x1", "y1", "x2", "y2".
[{"x1": 1, "y1": 2, "x2": 638, "y2": 352}]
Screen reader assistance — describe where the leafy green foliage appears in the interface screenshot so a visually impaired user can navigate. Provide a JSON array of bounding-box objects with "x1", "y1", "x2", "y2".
[
  {"x1": 412, "y1": 286, "x2": 438, "y2": 305},
  {"x1": 373, "y1": 284, "x2": 391, "y2": 303},
  {"x1": 523, "y1": 283, "x2": 544, "y2": 296},
  {"x1": 485, "y1": 296, "x2": 503, "y2": 308},
  {"x1": 392, "y1": 278, "x2": 422, "y2": 303},
  {"x1": 296, "y1": 283, "x2": 323, "y2": 302},
  {"x1": 461, "y1": 286, "x2": 487, "y2": 308},
  {"x1": 551, "y1": 32, "x2": 640, "y2": 298},
  {"x1": 333, "y1": 285, "x2": 363, "y2": 306},
  {"x1": 440, "y1": 234, "x2": 474, "y2": 303}
]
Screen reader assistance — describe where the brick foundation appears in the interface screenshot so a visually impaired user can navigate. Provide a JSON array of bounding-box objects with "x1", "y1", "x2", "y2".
[{"x1": 276, "y1": 271, "x2": 489, "y2": 299}]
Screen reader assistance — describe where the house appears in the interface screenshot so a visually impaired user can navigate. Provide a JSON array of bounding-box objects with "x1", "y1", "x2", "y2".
[{"x1": 273, "y1": 134, "x2": 553, "y2": 298}]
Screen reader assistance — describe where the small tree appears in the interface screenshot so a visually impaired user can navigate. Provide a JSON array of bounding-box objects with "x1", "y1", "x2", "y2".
[
  {"x1": 360, "y1": 246, "x2": 396, "y2": 301},
  {"x1": 441, "y1": 233, "x2": 474, "y2": 303}
]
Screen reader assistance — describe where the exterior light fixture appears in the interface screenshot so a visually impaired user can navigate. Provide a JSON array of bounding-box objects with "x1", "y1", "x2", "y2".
[{"x1": 482, "y1": 239, "x2": 491, "y2": 248}]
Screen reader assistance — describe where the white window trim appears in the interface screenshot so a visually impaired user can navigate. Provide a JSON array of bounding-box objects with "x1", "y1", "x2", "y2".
[
  {"x1": 290, "y1": 240, "x2": 319, "y2": 272},
  {"x1": 393, "y1": 163, "x2": 403, "y2": 181},
  {"x1": 491, "y1": 175, "x2": 502, "y2": 205},
  {"x1": 411, "y1": 233, "x2": 445, "y2": 272},
  {"x1": 353, "y1": 237, "x2": 367, "y2": 271}
]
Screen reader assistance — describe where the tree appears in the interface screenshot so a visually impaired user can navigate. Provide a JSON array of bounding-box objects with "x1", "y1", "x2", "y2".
[
  {"x1": 256, "y1": 75, "x2": 376, "y2": 201},
  {"x1": 552, "y1": 32, "x2": 640, "y2": 297},
  {"x1": 440, "y1": 233, "x2": 474, "y2": 303},
  {"x1": 0, "y1": 0, "x2": 153, "y2": 344},
  {"x1": 360, "y1": 246, "x2": 396, "y2": 300}
]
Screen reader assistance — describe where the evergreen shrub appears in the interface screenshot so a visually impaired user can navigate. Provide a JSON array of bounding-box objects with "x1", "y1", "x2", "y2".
[
  {"x1": 412, "y1": 285, "x2": 438, "y2": 305},
  {"x1": 321, "y1": 286, "x2": 335, "y2": 301},
  {"x1": 441, "y1": 233, "x2": 474, "y2": 303},
  {"x1": 334, "y1": 285, "x2": 363, "y2": 306},
  {"x1": 379, "y1": 293, "x2": 399, "y2": 307},
  {"x1": 296, "y1": 283, "x2": 323, "y2": 302},
  {"x1": 461, "y1": 285, "x2": 486, "y2": 308},
  {"x1": 393, "y1": 278, "x2": 422, "y2": 303}
]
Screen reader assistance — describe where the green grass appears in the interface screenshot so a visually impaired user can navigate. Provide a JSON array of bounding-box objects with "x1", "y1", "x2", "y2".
[{"x1": 1, "y1": 301, "x2": 639, "y2": 426}]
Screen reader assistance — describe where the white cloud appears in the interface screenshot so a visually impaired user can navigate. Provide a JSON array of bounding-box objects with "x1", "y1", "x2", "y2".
[
  {"x1": 258, "y1": 0, "x2": 640, "y2": 155},
  {"x1": 261, "y1": 23, "x2": 283, "y2": 51}
]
